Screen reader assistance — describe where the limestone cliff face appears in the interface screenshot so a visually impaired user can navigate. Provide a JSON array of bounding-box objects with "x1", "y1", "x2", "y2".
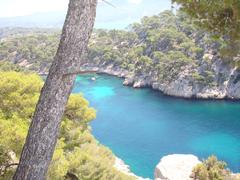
[
  {"x1": 149, "y1": 59, "x2": 240, "y2": 99},
  {"x1": 81, "y1": 59, "x2": 240, "y2": 99}
]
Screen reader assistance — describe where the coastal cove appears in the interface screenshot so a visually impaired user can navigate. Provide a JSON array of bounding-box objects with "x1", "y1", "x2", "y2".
[
  {"x1": 2, "y1": 1, "x2": 240, "y2": 179},
  {"x1": 72, "y1": 73, "x2": 240, "y2": 179}
]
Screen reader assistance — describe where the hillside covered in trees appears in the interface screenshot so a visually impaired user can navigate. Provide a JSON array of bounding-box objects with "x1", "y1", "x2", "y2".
[{"x1": 0, "y1": 11, "x2": 240, "y2": 99}]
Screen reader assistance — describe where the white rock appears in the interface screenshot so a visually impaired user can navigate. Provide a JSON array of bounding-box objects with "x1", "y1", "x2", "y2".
[
  {"x1": 123, "y1": 76, "x2": 135, "y2": 86},
  {"x1": 18, "y1": 59, "x2": 29, "y2": 67},
  {"x1": 133, "y1": 79, "x2": 147, "y2": 88},
  {"x1": 154, "y1": 154, "x2": 201, "y2": 180},
  {"x1": 203, "y1": 53, "x2": 214, "y2": 61}
]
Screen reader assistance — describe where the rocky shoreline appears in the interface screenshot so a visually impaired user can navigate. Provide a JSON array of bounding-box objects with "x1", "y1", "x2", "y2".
[
  {"x1": 115, "y1": 154, "x2": 240, "y2": 180},
  {"x1": 80, "y1": 63, "x2": 240, "y2": 100},
  {"x1": 154, "y1": 154, "x2": 240, "y2": 180},
  {"x1": 114, "y1": 157, "x2": 150, "y2": 180}
]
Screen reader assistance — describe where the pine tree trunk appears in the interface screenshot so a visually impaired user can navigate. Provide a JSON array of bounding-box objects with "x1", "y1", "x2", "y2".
[{"x1": 13, "y1": 0, "x2": 97, "y2": 179}]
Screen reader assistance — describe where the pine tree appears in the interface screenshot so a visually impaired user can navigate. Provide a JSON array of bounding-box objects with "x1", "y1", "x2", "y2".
[{"x1": 13, "y1": 0, "x2": 97, "y2": 179}]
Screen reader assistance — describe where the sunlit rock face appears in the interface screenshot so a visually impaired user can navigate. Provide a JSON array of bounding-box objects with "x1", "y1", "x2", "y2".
[
  {"x1": 81, "y1": 60, "x2": 240, "y2": 99},
  {"x1": 154, "y1": 154, "x2": 201, "y2": 180}
]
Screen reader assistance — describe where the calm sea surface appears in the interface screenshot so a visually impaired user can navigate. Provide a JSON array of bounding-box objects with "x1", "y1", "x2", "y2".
[{"x1": 72, "y1": 74, "x2": 240, "y2": 178}]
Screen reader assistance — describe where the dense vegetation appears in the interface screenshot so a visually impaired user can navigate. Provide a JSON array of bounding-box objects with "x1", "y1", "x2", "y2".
[
  {"x1": 0, "y1": 28, "x2": 60, "y2": 40},
  {"x1": 0, "y1": 31, "x2": 60, "y2": 73},
  {"x1": 0, "y1": 61, "x2": 28, "y2": 72},
  {"x1": 173, "y1": 0, "x2": 240, "y2": 56},
  {"x1": 2, "y1": 11, "x2": 238, "y2": 92},
  {"x1": 99, "y1": 10, "x2": 205, "y2": 82},
  {"x1": 0, "y1": 67, "x2": 134, "y2": 180},
  {"x1": 88, "y1": 11, "x2": 240, "y2": 86},
  {"x1": 0, "y1": 11, "x2": 223, "y2": 86},
  {"x1": 89, "y1": 11, "x2": 202, "y2": 70},
  {"x1": 192, "y1": 156, "x2": 240, "y2": 180},
  {"x1": 173, "y1": 0, "x2": 240, "y2": 38}
]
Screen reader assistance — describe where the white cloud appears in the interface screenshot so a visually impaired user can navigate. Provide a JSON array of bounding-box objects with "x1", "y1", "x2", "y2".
[{"x1": 128, "y1": 0, "x2": 143, "y2": 4}]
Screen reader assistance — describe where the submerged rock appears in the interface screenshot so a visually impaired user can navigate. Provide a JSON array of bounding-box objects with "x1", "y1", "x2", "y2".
[{"x1": 154, "y1": 154, "x2": 201, "y2": 180}]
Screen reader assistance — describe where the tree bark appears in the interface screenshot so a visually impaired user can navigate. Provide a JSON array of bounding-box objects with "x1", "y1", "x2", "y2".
[{"x1": 13, "y1": 0, "x2": 97, "y2": 179}]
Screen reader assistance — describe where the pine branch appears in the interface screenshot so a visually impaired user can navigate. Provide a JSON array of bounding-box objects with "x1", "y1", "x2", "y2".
[{"x1": 102, "y1": 0, "x2": 116, "y2": 8}]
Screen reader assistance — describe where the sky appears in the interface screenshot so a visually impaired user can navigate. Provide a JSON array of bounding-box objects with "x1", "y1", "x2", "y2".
[{"x1": 0, "y1": 0, "x2": 172, "y2": 29}]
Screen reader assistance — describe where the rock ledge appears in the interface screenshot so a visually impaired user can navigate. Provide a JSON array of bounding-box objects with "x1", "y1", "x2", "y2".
[{"x1": 154, "y1": 154, "x2": 201, "y2": 180}]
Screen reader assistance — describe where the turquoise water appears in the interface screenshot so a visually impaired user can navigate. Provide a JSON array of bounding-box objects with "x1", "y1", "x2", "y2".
[{"x1": 72, "y1": 74, "x2": 240, "y2": 179}]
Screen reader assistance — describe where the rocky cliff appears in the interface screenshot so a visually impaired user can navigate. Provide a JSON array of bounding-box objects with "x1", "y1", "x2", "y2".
[
  {"x1": 82, "y1": 11, "x2": 240, "y2": 99},
  {"x1": 80, "y1": 60, "x2": 240, "y2": 99},
  {"x1": 1, "y1": 11, "x2": 240, "y2": 99}
]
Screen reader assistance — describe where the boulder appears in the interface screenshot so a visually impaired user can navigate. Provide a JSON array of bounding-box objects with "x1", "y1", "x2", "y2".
[
  {"x1": 154, "y1": 154, "x2": 201, "y2": 180},
  {"x1": 123, "y1": 76, "x2": 134, "y2": 86},
  {"x1": 133, "y1": 79, "x2": 147, "y2": 88}
]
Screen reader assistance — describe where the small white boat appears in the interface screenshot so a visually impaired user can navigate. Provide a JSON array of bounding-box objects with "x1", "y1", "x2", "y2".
[{"x1": 91, "y1": 77, "x2": 96, "y2": 81}]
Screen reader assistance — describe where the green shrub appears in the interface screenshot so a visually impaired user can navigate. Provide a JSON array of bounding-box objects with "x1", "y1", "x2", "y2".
[{"x1": 192, "y1": 156, "x2": 231, "y2": 180}]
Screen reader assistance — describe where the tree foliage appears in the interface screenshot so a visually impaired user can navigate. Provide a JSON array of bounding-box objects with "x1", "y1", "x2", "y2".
[
  {"x1": 192, "y1": 156, "x2": 232, "y2": 180},
  {"x1": 0, "y1": 33, "x2": 59, "y2": 72},
  {"x1": 0, "y1": 71, "x2": 134, "y2": 180},
  {"x1": 172, "y1": 0, "x2": 240, "y2": 39},
  {"x1": 173, "y1": 0, "x2": 240, "y2": 56},
  {"x1": 1, "y1": 10, "x2": 235, "y2": 90}
]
